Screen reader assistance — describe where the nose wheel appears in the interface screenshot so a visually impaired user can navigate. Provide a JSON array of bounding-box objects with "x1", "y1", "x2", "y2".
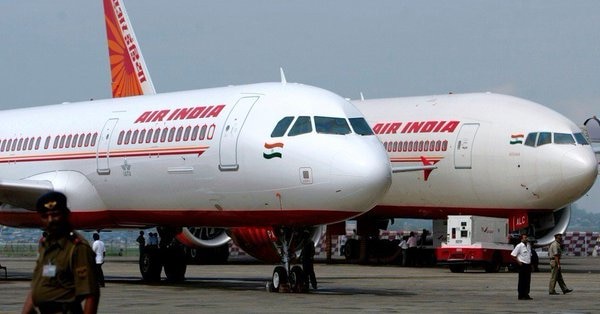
[{"x1": 267, "y1": 227, "x2": 311, "y2": 293}]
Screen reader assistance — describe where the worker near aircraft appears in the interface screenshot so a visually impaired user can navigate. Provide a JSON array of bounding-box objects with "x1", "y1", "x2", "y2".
[
  {"x1": 548, "y1": 233, "x2": 573, "y2": 295},
  {"x1": 22, "y1": 192, "x2": 100, "y2": 314},
  {"x1": 511, "y1": 234, "x2": 532, "y2": 300}
]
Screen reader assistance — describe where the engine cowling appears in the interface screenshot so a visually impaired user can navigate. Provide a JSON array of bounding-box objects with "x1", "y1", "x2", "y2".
[
  {"x1": 175, "y1": 227, "x2": 231, "y2": 248},
  {"x1": 529, "y1": 206, "x2": 571, "y2": 247},
  {"x1": 229, "y1": 226, "x2": 324, "y2": 263},
  {"x1": 174, "y1": 227, "x2": 232, "y2": 264}
]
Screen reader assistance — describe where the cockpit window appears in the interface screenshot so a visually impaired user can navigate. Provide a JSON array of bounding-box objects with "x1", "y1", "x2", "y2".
[
  {"x1": 574, "y1": 133, "x2": 590, "y2": 145},
  {"x1": 271, "y1": 116, "x2": 294, "y2": 138},
  {"x1": 288, "y1": 116, "x2": 312, "y2": 136},
  {"x1": 524, "y1": 133, "x2": 537, "y2": 147},
  {"x1": 554, "y1": 133, "x2": 575, "y2": 145},
  {"x1": 349, "y1": 117, "x2": 374, "y2": 135},
  {"x1": 536, "y1": 132, "x2": 552, "y2": 146},
  {"x1": 314, "y1": 116, "x2": 351, "y2": 135}
]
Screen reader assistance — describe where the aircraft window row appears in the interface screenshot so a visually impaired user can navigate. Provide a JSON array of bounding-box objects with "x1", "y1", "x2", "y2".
[
  {"x1": 0, "y1": 133, "x2": 99, "y2": 153},
  {"x1": 383, "y1": 140, "x2": 448, "y2": 153},
  {"x1": 116, "y1": 124, "x2": 215, "y2": 145},
  {"x1": 524, "y1": 132, "x2": 589, "y2": 147},
  {"x1": 271, "y1": 116, "x2": 374, "y2": 137}
]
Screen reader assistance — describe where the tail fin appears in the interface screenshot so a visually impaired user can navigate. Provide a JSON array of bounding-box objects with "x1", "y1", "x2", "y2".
[{"x1": 102, "y1": 0, "x2": 156, "y2": 97}]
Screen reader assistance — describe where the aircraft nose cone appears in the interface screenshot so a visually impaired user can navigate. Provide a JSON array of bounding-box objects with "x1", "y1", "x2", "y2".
[
  {"x1": 560, "y1": 148, "x2": 598, "y2": 198},
  {"x1": 330, "y1": 140, "x2": 392, "y2": 213}
]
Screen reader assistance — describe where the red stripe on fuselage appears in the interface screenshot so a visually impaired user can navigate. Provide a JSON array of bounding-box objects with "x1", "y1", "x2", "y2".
[
  {"x1": 0, "y1": 147, "x2": 208, "y2": 164},
  {"x1": 0, "y1": 209, "x2": 357, "y2": 229}
]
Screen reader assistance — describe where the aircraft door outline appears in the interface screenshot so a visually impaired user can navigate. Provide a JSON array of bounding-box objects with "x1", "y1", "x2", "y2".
[
  {"x1": 96, "y1": 118, "x2": 119, "y2": 175},
  {"x1": 219, "y1": 96, "x2": 260, "y2": 171},
  {"x1": 454, "y1": 123, "x2": 479, "y2": 169}
]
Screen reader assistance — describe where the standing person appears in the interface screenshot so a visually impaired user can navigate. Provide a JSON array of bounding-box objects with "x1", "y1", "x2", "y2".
[
  {"x1": 407, "y1": 232, "x2": 418, "y2": 266},
  {"x1": 511, "y1": 234, "x2": 533, "y2": 300},
  {"x1": 548, "y1": 233, "x2": 573, "y2": 295},
  {"x1": 398, "y1": 235, "x2": 409, "y2": 267},
  {"x1": 22, "y1": 192, "x2": 99, "y2": 314},
  {"x1": 300, "y1": 230, "x2": 317, "y2": 290},
  {"x1": 92, "y1": 233, "x2": 106, "y2": 287},
  {"x1": 136, "y1": 231, "x2": 146, "y2": 255}
]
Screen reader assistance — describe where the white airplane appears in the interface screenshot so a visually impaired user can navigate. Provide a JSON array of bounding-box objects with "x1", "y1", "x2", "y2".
[
  {"x1": 89, "y1": 0, "x2": 598, "y2": 266},
  {"x1": 0, "y1": 0, "x2": 392, "y2": 292},
  {"x1": 229, "y1": 94, "x2": 598, "y2": 263}
]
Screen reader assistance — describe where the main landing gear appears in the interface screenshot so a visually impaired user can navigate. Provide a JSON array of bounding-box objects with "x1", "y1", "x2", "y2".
[
  {"x1": 267, "y1": 227, "x2": 311, "y2": 293},
  {"x1": 139, "y1": 227, "x2": 187, "y2": 282}
]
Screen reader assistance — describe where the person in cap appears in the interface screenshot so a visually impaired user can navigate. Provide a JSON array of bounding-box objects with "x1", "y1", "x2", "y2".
[
  {"x1": 22, "y1": 192, "x2": 100, "y2": 314},
  {"x1": 548, "y1": 233, "x2": 573, "y2": 295}
]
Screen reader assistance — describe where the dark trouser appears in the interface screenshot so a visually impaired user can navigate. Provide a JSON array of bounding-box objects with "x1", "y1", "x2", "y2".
[
  {"x1": 96, "y1": 263, "x2": 105, "y2": 286},
  {"x1": 302, "y1": 260, "x2": 317, "y2": 289},
  {"x1": 518, "y1": 263, "x2": 531, "y2": 298}
]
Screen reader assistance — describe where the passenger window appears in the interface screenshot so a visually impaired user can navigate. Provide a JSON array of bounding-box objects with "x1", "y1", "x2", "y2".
[
  {"x1": 315, "y1": 116, "x2": 351, "y2": 135},
  {"x1": 524, "y1": 133, "x2": 537, "y2": 147},
  {"x1": 574, "y1": 133, "x2": 590, "y2": 145},
  {"x1": 554, "y1": 133, "x2": 575, "y2": 145},
  {"x1": 536, "y1": 132, "x2": 551, "y2": 146},
  {"x1": 288, "y1": 116, "x2": 312, "y2": 136},
  {"x1": 271, "y1": 116, "x2": 294, "y2": 137},
  {"x1": 349, "y1": 117, "x2": 374, "y2": 135}
]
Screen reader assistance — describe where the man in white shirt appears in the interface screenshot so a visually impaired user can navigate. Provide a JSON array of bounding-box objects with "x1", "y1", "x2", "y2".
[
  {"x1": 92, "y1": 233, "x2": 106, "y2": 287},
  {"x1": 511, "y1": 234, "x2": 532, "y2": 300}
]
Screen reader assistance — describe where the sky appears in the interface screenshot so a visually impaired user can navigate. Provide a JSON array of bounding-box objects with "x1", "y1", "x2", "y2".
[{"x1": 0, "y1": 1, "x2": 598, "y2": 211}]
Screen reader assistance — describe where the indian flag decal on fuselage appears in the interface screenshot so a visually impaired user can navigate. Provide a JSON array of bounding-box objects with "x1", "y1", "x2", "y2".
[
  {"x1": 264, "y1": 142, "x2": 284, "y2": 159},
  {"x1": 510, "y1": 134, "x2": 524, "y2": 145}
]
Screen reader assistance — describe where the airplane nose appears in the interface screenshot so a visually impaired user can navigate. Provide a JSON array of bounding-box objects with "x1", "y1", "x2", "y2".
[
  {"x1": 330, "y1": 140, "x2": 392, "y2": 213},
  {"x1": 560, "y1": 148, "x2": 598, "y2": 198}
]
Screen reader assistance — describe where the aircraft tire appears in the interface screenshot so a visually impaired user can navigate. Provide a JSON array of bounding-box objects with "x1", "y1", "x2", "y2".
[
  {"x1": 272, "y1": 266, "x2": 288, "y2": 292},
  {"x1": 289, "y1": 265, "x2": 307, "y2": 293},
  {"x1": 140, "y1": 248, "x2": 162, "y2": 282}
]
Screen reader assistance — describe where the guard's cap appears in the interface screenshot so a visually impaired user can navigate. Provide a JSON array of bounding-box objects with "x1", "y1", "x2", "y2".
[
  {"x1": 36, "y1": 192, "x2": 69, "y2": 214},
  {"x1": 554, "y1": 233, "x2": 563, "y2": 237}
]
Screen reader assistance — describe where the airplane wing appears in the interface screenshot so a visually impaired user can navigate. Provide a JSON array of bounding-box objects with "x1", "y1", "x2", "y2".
[{"x1": 0, "y1": 179, "x2": 53, "y2": 211}]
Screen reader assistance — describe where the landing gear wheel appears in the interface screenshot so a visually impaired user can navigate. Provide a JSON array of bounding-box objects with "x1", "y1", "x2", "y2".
[
  {"x1": 164, "y1": 249, "x2": 187, "y2": 282},
  {"x1": 140, "y1": 247, "x2": 162, "y2": 282},
  {"x1": 272, "y1": 266, "x2": 289, "y2": 292},
  {"x1": 289, "y1": 265, "x2": 307, "y2": 293}
]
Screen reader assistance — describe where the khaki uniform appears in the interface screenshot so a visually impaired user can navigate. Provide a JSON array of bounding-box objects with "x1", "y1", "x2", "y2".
[
  {"x1": 548, "y1": 240, "x2": 568, "y2": 293},
  {"x1": 31, "y1": 232, "x2": 100, "y2": 312}
]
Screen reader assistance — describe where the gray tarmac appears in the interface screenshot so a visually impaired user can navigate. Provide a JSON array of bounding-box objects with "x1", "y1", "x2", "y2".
[{"x1": 1, "y1": 256, "x2": 600, "y2": 313}]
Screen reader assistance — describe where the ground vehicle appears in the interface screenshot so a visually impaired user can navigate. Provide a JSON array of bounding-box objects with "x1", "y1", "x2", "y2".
[{"x1": 435, "y1": 215, "x2": 515, "y2": 272}]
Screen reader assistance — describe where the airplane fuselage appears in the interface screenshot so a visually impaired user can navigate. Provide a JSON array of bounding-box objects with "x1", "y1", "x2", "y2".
[
  {"x1": 0, "y1": 83, "x2": 392, "y2": 229},
  {"x1": 353, "y1": 93, "x2": 597, "y2": 225}
]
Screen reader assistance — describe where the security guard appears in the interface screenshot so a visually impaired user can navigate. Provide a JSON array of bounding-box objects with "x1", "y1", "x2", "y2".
[{"x1": 22, "y1": 192, "x2": 100, "y2": 314}]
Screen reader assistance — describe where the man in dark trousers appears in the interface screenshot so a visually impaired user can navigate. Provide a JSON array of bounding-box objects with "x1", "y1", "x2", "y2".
[
  {"x1": 300, "y1": 230, "x2": 317, "y2": 290},
  {"x1": 22, "y1": 192, "x2": 100, "y2": 314},
  {"x1": 511, "y1": 234, "x2": 532, "y2": 300}
]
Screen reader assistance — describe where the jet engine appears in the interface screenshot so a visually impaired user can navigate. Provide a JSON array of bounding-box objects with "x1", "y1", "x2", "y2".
[
  {"x1": 229, "y1": 226, "x2": 325, "y2": 263},
  {"x1": 528, "y1": 206, "x2": 571, "y2": 247},
  {"x1": 175, "y1": 227, "x2": 231, "y2": 264}
]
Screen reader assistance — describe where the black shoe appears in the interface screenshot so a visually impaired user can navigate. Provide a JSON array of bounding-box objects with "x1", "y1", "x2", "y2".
[
  {"x1": 518, "y1": 296, "x2": 533, "y2": 300},
  {"x1": 549, "y1": 291, "x2": 560, "y2": 295},
  {"x1": 563, "y1": 289, "x2": 573, "y2": 294}
]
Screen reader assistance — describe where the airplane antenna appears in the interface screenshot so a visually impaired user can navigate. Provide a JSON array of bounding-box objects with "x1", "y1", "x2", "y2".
[
  {"x1": 280, "y1": 68, "x2": 287, "y2": 85},
  {"x1": 360, "y1": 92, "x2": 365, "y2": 101}
]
